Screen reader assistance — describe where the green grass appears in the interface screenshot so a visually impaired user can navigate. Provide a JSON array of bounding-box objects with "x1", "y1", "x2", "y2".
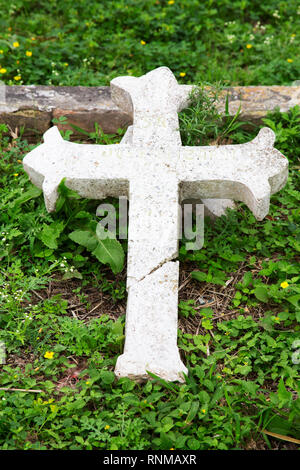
[
  {"x1": 0, "y1": 0, "x2": 299, "y2": 86},
  {"x1": 0, "y1": 100, "x2": 299, "y2": 449},
  {"x1": 0, "y1": 0, "x2": 299, "y2": 451}
]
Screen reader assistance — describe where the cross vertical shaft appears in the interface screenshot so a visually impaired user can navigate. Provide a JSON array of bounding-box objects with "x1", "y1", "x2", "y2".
[
  {"x1": 112, "y1": 68, "x2": 188, "y2": 380},
  {"x1": 115, "y1": 171, "x2": 188, "y2": 381}
]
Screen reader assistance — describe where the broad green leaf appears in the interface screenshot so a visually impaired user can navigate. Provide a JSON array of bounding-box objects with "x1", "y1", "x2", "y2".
[
  {"x1": 69, "y1": 230, "x2": 97, "y2": 251},
  {"x1": 159, "y1": 432, "x2": 173, "y2": 450},
  {"x1": 242, "y1": 271, "x2": 253, "y2": 287},
  {"x1": 92, "y1": 238, "x2": 124, "y2": 274},
  {"x1": 119, "y1": 377, "x2": 135, "y2": 392},
  {"x1": 234, "y1": 364, "x2": 252, "y2": 376},
  {"x1": 100, "y1": 370, "x2": 115, "y2": 385},
  {"x1": 254, "y1": 286, "x2": 269, "y2": 303},
  {"x1": 145, "y1": 411, "x2": 156, "y2": 426},
  {"x1": 162, "y1": 416, "x2": 174, "y2": 432},
  {"x1": 39, "y1": 220, "x2": 65, "y2": 249},
  {"x1": 287, "y1": 295, "x2": 300, "y2": 308},
  {"x1": 74, "y1": 211, "x2": 93, "y2": 219},
  {"x1": 203, "y1": 379, "x2": 214, "y2": 392},
  {"x1": 200, "y1": 307, "x2": 213, "y2": 318},
  {"x1": 7, "y1": 228, "x2": 22, "y2": 239},
  {"x1": 12, "y1": 185, "x2": 42, "y2": 207},
  {"x1": 206, "y1": 270, "x2": 227, "y2": 285},
  {"x1": 233, "y1": 379, "x2": 259, "y2": 396},
  {"x1": 111, "y1": 319, "x2": 124, "y2": 336},
  {"x1": 220, "y1": 252, "x2": 245, "y2": 263},
  {"x1": 265, "y1": 335, "x2": 277, "y2": 348},
  {"x1": 75, "y1": 436, "x2": 85, "y2": 445},
  {"x1": 187, "y1": 437, "x2": 201, "y2": 450},
  {"x1": 191, "y1": 271, "x2": 207, "y2": 282},
  {"x1": 277, "y1": 379, "x2": 292, "y2": 405},
  {"x1": 69, "y1": 229, "x2": 124, "y2": 274},
  {"x1": 185, "y1": 401, "x2": 199, "y2": 424},
  {"x1": 194, "y1": 336, "x2": 207, "y2": 354},
  {"x1": 57, "y1": 178, "x2": 81, "y2": 199},
  {"x1": 201, "y1": 318, "x2": 213, "y2": 330}
]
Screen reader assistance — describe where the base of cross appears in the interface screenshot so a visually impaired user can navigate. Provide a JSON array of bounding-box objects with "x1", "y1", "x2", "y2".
[
  {"x1": 114, "y1": 261, "x2": 188, "y2": 383},
  {"x1": 115, "y1": 353, "x2": 188, "y2": 383}
]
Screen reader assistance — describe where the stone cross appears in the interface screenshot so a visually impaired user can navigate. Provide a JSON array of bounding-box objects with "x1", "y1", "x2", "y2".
[{"x1": 23, "y1": 67, "x2": 288, "y2": 382}]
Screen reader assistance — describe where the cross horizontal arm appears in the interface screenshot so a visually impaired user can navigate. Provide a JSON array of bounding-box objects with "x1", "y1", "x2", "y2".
[
  {"x1": 23, "y1": 126, "x2": 138, "y2": 211},
  {"x1": 178, "y1": 128, "x2": 288, "y2": 220}
]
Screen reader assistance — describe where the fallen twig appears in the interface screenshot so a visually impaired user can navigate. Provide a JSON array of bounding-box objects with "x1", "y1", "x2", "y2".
[
  {"x1": 0, "y1": 387, "x2": 42, "y2": 393},
  {"x1": 66, "y1": 303, "x2": 86, "y2": 310},
  {"x1": 212, "y1": 310, "x2": 239, "y2": 320},
  {"x1": 81, "y1": 301, "x2": 104, "y2": 319},
  {"x1": 262, "y1": 429, "x2": 300, "y2": 445},
  {"x1": 178, "y1": 274, "x2": 191, "y2": 292},
  {"x1": 194, "y1": 301, "x2": 217, "y2": 310},
  {"x1": 32, "y1": 290, "x2": 44, "y2": 301},
  {"x1": 71, "y1": 310, "x2": 78, "y2": 319}
]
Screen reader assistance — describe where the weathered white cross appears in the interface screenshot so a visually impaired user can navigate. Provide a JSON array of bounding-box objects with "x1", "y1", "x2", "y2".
[{"x1": 23, "y1": 67, "x2": 288, "y2": 382}]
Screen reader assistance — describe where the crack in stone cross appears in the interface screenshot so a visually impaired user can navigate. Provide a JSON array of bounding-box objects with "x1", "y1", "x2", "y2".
[{"x1": 23, "y1": 67, "x2": 288, "y2": 382}]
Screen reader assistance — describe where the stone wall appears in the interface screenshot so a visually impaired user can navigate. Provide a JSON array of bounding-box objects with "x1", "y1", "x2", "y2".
[{"x1": 0, "y1": 84, "x2": 299, "y2": 139}]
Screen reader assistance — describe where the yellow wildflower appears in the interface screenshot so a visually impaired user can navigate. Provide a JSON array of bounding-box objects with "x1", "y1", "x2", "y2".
[
  {"x1": 281, "y1": 281, "x2": 289, "y2": 289},
  {"x1": 85, "y1": 381, "x2": 90, "y2": 385},
  {"x1": 246, "y1": 44, "x2": 252, "y2": 49},
  {"x1": 31, "y1": 37, "x2": 36, "y2": 41},
  {"x1": 14, "y1": 75, "x2": 21, "y2": 81},
  {"x1": 44, "y1": 351, "x2": 54, "y2": 359},
  {"x1": 201, "y1": 408, "x2": 206, "y2": 413},
  {"x1": 168, "y1": 0, "x2": 175, "y2": 4},
  {"x1": 291, "y1": 34, "x2": 296, "y2": 38},
  {"x1": 105, "y1": 425, "x2": 110, "y2": 430},
  {"x1": 43, "y1": 399, "x2": 54, "y2": 405},
  {"x1": 0, "y1": 50, "x2": 3, "y2": 54},
  {"x1": 17, "y1": 159, "x2": 22, "y2": 163},
  {"x1": 179, "y1": 72, "x2": 186, "y2": 77},
  {"x1": 0, "y1": 68, "x2": 7, "y2": 74},
  {"x1": 170, "y1": 447, "x2": 174, "y2": 450},
  {"x1": 287, "y1": 58, "x2": 293, "y2": 63},
  {"x1": 274, "y1": 316, "x2": 280, "y2": 321},
  {"x1": 26, "y1": 51, "x2": 32, "y2": 57},
  {"x1": 140, "y1": 40, "x2": 146, "y2": 45},
  {"x1": 13, "y1": 173, "x2": 19, "y2": 177},
  {"x1": 13, "y1": 41, "x2": 20, "y2": 48},
  {"x1": 64, "y1": 62, "x2": 69, "y2": 66}
]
